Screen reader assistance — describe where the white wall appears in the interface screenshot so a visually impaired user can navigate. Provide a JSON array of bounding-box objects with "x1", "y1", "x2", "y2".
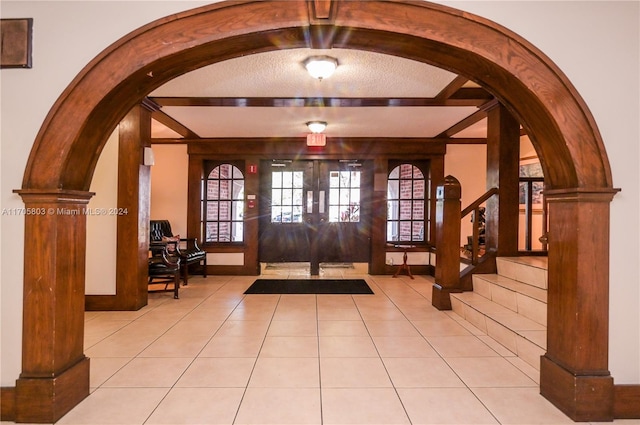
[
  {"x1": 150, "y1": 144, "x2": 189, "y2": 237},
  {"x1": 1, "y1": 1, "x2": 638, "y2": 387},
  {"x1": 444, "y1": 144, "x2": 487, "y2": 245},
  {"x1": 85, "y1": 129, "x2": 119, "y2": 295}
]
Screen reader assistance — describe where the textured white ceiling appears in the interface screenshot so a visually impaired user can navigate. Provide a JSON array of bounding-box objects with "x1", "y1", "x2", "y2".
[{"x1": 150, "y1": 48, "x2": 487, "y2": 139}]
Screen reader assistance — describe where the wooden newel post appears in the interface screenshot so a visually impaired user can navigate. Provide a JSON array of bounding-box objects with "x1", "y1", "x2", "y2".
[{"x1": 432, "y1": 175, "x2": 462, "y2": 310}]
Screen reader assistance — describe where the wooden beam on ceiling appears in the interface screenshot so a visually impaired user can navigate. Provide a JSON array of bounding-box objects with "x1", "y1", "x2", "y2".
[
  {"x1": 149, "y1": 136, "x2": 487, "y2": 145},
  {"x1": 436, "y1": 98, "x2": 499, "y2": 138},
  {"x1": 151, "y1": 110, "x2": 200, "y2": 139},
  {"x1": 435, "y1": 75, "x2": 469, "y2": 101},
  {"x1": 149, "y1": 94, "x2": 492, "y2": 108}
]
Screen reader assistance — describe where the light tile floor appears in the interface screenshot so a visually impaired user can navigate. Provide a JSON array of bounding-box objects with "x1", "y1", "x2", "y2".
[{"x1": 11, "y1": 266, "x2": 640, "y2": 425}]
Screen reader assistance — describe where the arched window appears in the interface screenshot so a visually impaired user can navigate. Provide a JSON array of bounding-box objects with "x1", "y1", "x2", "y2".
[
  {"x1": 203, "y1": 163, "x2": 244, "y2": 243},
  {"x1": 387, "y1": 163, "x2": 428, "y2": 243}
]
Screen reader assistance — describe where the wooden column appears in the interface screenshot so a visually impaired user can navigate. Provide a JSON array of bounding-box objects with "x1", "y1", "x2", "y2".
[
  {"x1": 540, "y1": 188, "x2": 617, "y2": 421},
  {"x1": 85, "y1": 105, "x2": 152, "y2": 311},
  {"x1": 14, "y1": 190, "x2": 93, "y2": 423},
  {"x1": 485, "y1": 103, "x2": 520, "y2": 255},
  {"x1": 369, "y1": 157, "x2": 389, "y2": 275},
  {"x1": 116, "y1": 105, "x2": 152, "y2": 310},
  {"x1": 432, "y1": 175, "x2": 461, "y2": 310}
]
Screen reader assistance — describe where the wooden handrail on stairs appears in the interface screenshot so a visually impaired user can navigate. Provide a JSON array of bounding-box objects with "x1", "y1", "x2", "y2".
[{"x1": 461, "y1": 187, "x2": 498, "y2": 265}]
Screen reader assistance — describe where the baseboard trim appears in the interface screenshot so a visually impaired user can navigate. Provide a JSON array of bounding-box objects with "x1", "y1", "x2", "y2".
[
  {"x1": 540, "y1": 355, "x2": 614, "y2": 422},
  {"x1": 614, "y1": 384, "x2": 640, "y2": 419},
  {"x1": 15, "y1": 357, "x2": 90, "y2": 423},
  {"x1": 1, "y1": 387, "x2": 16, "y2": 422}
]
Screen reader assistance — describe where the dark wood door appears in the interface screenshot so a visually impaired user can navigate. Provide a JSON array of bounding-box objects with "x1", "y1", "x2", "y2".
[
  {"x1": 315, "y1": 160, "x2": 371, "y2": 264},
  {"x1": 259, "y1": 160, "x2": 314, "y2": 263},
  {"x1": 258, "y1": 159, "x2": 371, "y2": 273}
]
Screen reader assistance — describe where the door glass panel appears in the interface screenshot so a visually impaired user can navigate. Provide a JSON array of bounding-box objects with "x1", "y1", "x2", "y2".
[
  {"x1": 282, "y1": 172, "x2": 293, "y2": 188},
  {"x1": 329, "y1": 205, "x2": 340, "y2": 222},
  {"x1": 271, "y1": 171, "x2": 303, "y2": 223},
  {"x1": 328, "y1": 169, "x2": 361, "y2": 223},
  {"x1": 351, "y1": 171, "x2": 360, "y2": 187},
  {"x1": 272, "y1": 206, "x2": 282, "y2": 223},
  {"x1": 272, "y1": 172, "x2": 282, "y2": 188},
  {"x1": 293, "y1": 189, "x2": 303, "y2": 210},
  {"x1": 272, "y1": 188, "x2": 282, "y2": 206},
  {"x1": 350, "y1": 188, "x2": 360, "y2": 204}
]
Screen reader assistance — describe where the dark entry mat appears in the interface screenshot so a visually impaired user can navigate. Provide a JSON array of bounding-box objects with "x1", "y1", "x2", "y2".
[{"x1": 244, "y1": 279, "x2": 374, "y2": 294}]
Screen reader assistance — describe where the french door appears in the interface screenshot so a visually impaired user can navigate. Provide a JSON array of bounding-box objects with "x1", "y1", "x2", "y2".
[{"x1": 258, "y1": 159, "x2": 371, "y2": 274}]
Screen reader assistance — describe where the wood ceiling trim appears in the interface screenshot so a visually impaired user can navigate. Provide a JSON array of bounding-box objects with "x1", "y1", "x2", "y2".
[
  {"x1": 149, "y1": 136, "x2": 487, "y2": 145},
  {"x1": 311, "y1": 0, "x2": 334, "y2": 20},
  {"x1": 151, "y1": 110, "x2": 200, "y2": 139},
  {"x1": 436, "y1": 98, "x2": 499, "y2": 138},
  {"x1": 149, "y1": 93, "x2": 492, "y2": 108},
  {"x1": 435, "y1": 75, "x2": 468, "y2": 100}
]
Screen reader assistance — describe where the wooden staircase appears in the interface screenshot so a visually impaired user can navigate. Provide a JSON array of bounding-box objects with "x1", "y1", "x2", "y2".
[{"x1": 450, "y1": 256, "x2": 548, "y2": 370}]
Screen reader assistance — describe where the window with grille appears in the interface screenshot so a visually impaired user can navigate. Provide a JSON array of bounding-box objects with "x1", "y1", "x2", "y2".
[
  {"x1": 387, "y1": 163, "x2": 429, "y2": 243},
  {"x1": 203, "y1": 163, "x2": 244, "y2": 243}
]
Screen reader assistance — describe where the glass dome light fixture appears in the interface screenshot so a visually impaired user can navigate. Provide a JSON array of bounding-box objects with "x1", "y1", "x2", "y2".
[
  {"x1": 303, "y1": 56, "x2": 338, "y2": 80},
  {"x1": 306, "y1": 121, "x2": 327, "y2": 133}
]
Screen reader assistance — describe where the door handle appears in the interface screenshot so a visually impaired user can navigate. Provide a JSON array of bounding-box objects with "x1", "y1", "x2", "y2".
[
  {"x1": 307, "y1": 191, "x2": 313, "y2": 213},
  {"x1": 319, "y1": 190, "x2": 325, "y2": 214}
]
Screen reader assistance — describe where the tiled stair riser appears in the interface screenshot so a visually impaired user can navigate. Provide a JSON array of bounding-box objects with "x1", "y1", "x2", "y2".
[
  {"x1": 472, "y1": 275, "x2": 546, "y2": 326},
  {"x1": 452, "y1": 257, "x2": 548, "y2": 371},
  {"x1": 496, "y1": 257, "x2": 548, "y2": 289}
]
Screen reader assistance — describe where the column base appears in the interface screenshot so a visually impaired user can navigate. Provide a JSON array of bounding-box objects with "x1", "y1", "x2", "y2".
[
  {"x1": 540, "y1": 354, "x2": 614, "y2": 422},
  {"x1": 15, "y1": 357, "x2": 90, "y2": 423},
  {"x1": 431, "y1": 283, "x2": 459, "y2": 310}
]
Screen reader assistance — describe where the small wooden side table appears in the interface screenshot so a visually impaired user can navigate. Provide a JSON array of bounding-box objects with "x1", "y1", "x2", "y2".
[{"x1": 390, "y1": 244, "x2": 416, "y2": 279}]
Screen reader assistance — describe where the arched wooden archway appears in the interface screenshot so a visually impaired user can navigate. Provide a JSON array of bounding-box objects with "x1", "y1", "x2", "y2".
[{"x1": 14, "y1": 1, "x2": 618, "y2": 422}]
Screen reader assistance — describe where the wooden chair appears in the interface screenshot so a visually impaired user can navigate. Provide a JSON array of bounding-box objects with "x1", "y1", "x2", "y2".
[
  {"x1": 148, "y1": 245, "x2": 181, "y2": 299},
  {"x1": 149, "y1": 220, "x2": 207, "y2": 285}
]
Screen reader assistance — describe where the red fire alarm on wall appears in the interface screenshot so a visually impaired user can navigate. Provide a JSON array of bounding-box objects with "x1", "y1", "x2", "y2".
[{"x1": 248, "y1": 164, "x2": 258, "y2": 174}]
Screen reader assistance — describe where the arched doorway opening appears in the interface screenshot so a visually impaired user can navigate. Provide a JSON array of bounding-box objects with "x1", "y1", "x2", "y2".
[{"x1": 15, "y1": 1, "x2": 617, "y2": 422}]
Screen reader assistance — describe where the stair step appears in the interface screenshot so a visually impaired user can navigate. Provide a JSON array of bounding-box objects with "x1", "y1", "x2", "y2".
[
  {"x1": 452, "y1": 256, "x2": 549, "y2": 371},
  {"x1": 451, "y1": 291, "x2": 546, "y2": 370},
  {"x1": 497, "y1": 256, "x2": 548, "y2": 289},
  {"x1": 472, "y1": 274, "x2": 547, "y2": 326}
]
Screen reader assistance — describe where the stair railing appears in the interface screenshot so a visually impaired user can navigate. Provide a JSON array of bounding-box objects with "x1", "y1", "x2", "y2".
[
  {"x1": 519, "y1": 177, "x2": 547, "y2": 252},
  {"x1": 461, "y1": 188, "x2": 498, "y2": 265}
]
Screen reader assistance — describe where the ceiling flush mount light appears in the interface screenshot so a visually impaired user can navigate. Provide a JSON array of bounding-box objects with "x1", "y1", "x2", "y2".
[
  {"x1": 303, "y1": 56, "x2": 338, "y2": 80},
  {"x1": 306, "y1": 120, "x2": 327, "y2": 133},
  {"x1": 306, "y1": 121, "x2": 327, "y2": 147}
]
